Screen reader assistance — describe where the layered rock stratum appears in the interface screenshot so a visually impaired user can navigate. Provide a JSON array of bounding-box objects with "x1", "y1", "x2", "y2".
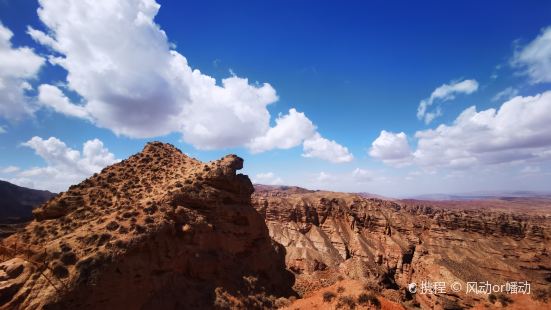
[
  {"x1": 0, "y1": 142, "x2": 294, "y2": 309},
  {"x1": 252, "y1": 185, "x2": 551, "y2": 309}
]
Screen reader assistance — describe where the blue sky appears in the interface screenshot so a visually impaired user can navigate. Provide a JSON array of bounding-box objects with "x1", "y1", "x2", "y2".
[{"x1": 1, "y1": 0, "x2": 551, "y2": 196}]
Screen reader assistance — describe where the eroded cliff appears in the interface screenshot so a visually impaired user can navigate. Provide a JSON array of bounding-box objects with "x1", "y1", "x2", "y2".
[{"x1": 252, "y1": 186, "x2": 551, "y2": 309}]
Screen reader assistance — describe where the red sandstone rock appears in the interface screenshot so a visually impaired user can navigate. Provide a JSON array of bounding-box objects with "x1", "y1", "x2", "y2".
[
  {"x1": 0, "y1": 142, "x2": 294, "y2": 309},
  {"x1": 252, "y1": 186, "x2": 551, "y2": 309}
]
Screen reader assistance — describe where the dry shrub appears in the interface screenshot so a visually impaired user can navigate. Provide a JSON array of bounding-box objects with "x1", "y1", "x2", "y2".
[
  {"x1": 357, "y1": 293, "x2": 380, "y2": 308},
  {"x1": 323, "y1": 291, "x2": 336, "y2": 302},
  {"x1": 336, "y1": 295, "x2": 356, "y2": 309}
]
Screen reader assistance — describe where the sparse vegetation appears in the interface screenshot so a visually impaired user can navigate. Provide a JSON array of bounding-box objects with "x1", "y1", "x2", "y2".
[
  {"x1": 362, "y1": 280, "x2": 381, "y2": 293},
  {"x1": 213, "y1": 287, "x2": 232, "y2": 309},
  {"x1": 274, "y1": 297, "x2": 290, "y2": 308},
  {"x1": 60, "y1": 252, "x2": 77, "y2": 265},
  {"x1": 118, "y1": 226, "x2": 129, "y2": 234},
  {"x1": 50, "y1": 261, "x2": 69, "y2": 278},
  {"x1": 337, "y1": 286, "x2": 345, "y2": 293},
  {"x1": 97, "y1": 233, "x2": 111, "y2": 245},
  {"x1": 497, "y1": 294, "x2": 513, "y2": 306},
  {"x1": 323, "y1": 291, "x2": 336, "y2": 302},
  {"x1": 532, "y1": 288, "x2": 551, "y2": 302},
  {"x1": 106, "y1": 221, "x2": 119, "y2": 231},
  {"x1": 441, "y1": 299, "x2": 462, "y2": 310},
  {"x1": 357, "y1": 293, "x2": 380, "y2": 308},
  {"x1": 336, "y1": 295, "x2": 356, "y2": 309}
]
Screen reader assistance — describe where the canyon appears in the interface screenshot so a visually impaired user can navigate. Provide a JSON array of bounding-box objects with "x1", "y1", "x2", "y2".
[
  {"x1": 0, "y1": 143, "x2": 549, "y2": 309},
  {"x1": 252, "y1": 185, "x2": 551, "y2": 309}
]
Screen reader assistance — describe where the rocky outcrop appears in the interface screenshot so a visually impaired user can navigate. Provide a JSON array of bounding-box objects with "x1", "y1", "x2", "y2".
[
  {"x1": 252, "y1": 186, "x2": 551, "y2": 309},
  {"x1": 0, "y1": 142, "x2": 294, "y2": 309}
]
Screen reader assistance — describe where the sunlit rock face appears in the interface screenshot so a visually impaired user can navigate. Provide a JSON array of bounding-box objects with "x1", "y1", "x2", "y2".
[{"x1": 252, "y1": 185, "x2": 551, "y2": 309}]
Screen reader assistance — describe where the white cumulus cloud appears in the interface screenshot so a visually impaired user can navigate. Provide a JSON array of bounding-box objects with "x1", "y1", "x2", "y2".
[
  {"x1": 372, "y1": 91, "x2": 551, "y2": 170},
  {"x1": 248, "y1": 108, "x2": 316, "y2": 153},
  {"x1": 0, "y1": 22, "x2": 45, "y2": 120},
  {"x1": 352, "y1": 168, "x2": 372, "y2": 183},
  {"x1": 26, "y1": 0, "x2": 351, "y2": 161},
  {"x1": 37, "y1": 84, "x2": 91, "y2": 119},
  {"x1": 253, "y1": 172, "x2": 284, "y2": 185},
  {"x1": 302, "y1": 133, "x2": 354, "y2": 163},
  {"x1": 369, "y1": 130, "x2": 412, "y2": 167},
  {"x1": 413, "y1": 91, "x2": 551, "y2": 168},
  {"x1": 315, "y1": 171, "x2": 335, "y2": 183},
  {"x1": 512, "y1": 26, "x2": 551, "y2": 84},
  {"x1": 8, "y1": 136, "x2": 118, "y2": 192},
  {"x1": 417, "y1": 79, "x2": 479, "y2": 124}
]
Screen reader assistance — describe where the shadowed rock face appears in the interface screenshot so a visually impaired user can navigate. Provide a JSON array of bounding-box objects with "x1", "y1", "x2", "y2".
[
  {"x1": 252, "y1": 187, "x2": 551, "y2": 309},
  {"x1": 0, "y1": 142, "x2": 294, "y2": 310}
]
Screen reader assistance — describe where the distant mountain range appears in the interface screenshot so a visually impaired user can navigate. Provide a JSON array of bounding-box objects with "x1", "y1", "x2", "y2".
[
  {"x1": 0, "y1": 180, "x2": 56, "y2": 222},
  {"x1": 254, "y1": 184, "x2": 551, "y2": 202},
  {"x1": 253, "y1": 184, "x2": 394, "y2": 200},
  {"x1": 2, "y1": 180, "x2": 547, "y2": 224},
  {"x1": 407, "y1": 190, "x2": 551, "y2": 201}
]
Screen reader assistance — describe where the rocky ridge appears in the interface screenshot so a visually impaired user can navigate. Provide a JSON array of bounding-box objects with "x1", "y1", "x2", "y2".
[{"x1": 0, "y1": 142, "x2": 294, "y2": 309}]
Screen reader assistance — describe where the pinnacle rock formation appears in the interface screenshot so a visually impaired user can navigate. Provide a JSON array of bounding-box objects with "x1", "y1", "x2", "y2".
[{"x1": 0, "y1": 142, "x2": 294, "y2": 309}]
